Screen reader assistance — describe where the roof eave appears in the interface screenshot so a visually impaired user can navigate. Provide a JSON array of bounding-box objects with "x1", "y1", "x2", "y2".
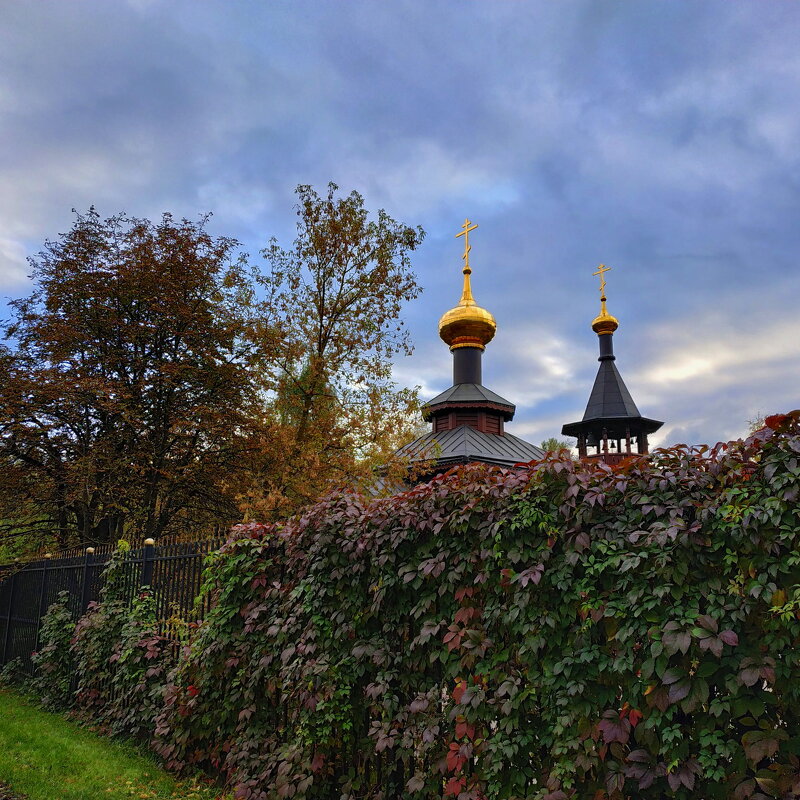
[
  {"x1": 421, "y1": 400, "x2": 516, "y2": 422},
  {"x1": 562, "y1": 415, "x2": 664, "y2": 437}
]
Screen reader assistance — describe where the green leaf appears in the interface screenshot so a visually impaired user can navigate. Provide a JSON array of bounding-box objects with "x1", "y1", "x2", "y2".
[{"x1": 662, "y1": 668, "x2": 683, "y2": 685}]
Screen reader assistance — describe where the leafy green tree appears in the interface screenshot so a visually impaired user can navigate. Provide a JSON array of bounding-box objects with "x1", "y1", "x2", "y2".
[
  {"x1": 540, "y1": 436, "x2": 573, "y2": 453},
  {"x1": 746, "y1": 412, "x2": 768, "y2": 435}
]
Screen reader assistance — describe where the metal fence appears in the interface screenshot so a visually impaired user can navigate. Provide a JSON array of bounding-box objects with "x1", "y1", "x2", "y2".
[{"x1": 0, "y1": 537, "x2": 225, "y2": 675}]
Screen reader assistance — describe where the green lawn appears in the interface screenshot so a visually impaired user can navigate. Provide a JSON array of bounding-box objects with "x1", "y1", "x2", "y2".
[{"x1": 0, "y1": 690, "x2": 227, "y2": 800}]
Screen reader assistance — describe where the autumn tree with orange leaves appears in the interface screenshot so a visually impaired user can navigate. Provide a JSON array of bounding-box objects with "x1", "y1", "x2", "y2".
[
  {"x1": 0, "y1": 186, "x2": 426, "y2": 552},
  {"x1": 0, "y1": 209, "x2": 257, "y2": 549},
  {"x1": 242, "y1": 183, "x2": 425, "y2": 519}
]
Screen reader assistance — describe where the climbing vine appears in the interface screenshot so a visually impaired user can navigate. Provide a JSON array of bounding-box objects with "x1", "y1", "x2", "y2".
[
  {"x1": 30, "y1": 591, "x2": 75, "y2": 709},
  {"x1": 28, "y1": 541, "x2": 177, "y2": 742},
  {"x1": 148, "y1": 413, "x2": 800, "y2": 799},
  {"x1": 20, "y1": 416, "x2": 800, "y2": 797}
]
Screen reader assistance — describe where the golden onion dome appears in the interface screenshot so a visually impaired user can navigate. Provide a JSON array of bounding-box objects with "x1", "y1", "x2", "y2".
[
  {"x1": 438, "y1": 287, "x2": 497, "y2": 350},
  {"x1": 591, "y1": 305, "x2": 619, "y2": 335},
  {"x1": 439, "y1": 218, "x2": 496, "y2": 351}
]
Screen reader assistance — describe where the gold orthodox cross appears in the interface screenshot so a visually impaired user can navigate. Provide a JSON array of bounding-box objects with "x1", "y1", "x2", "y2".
[
  {"x1": 593, "y1": 263, "x2": 611, "y2": 297},
  {"x1": 456, "y1": 218, "x2": 478, "y2": 273}
]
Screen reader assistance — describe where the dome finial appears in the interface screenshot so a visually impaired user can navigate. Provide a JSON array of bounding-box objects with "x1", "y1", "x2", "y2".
[
  {"x1": 456, "y1": 218, "x2": 478, "y2": 306},
  {"x1": 591, "y1": 263, "x2": 619, "y2": 335},
  {"x1": 438, "y1": 218, "x2": 496, "y2": 350}
]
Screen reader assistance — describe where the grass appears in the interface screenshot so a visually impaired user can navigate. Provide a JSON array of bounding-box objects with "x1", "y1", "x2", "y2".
[{"x1": 0, "y1": 690, "x2": 227, "y2": 800}]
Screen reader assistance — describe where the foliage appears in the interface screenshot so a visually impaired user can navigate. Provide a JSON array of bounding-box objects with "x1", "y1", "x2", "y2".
[
  {"x1": 7, "y1": 539, "x2": 176, "y2": 748},
  {"x1": 0, "y1": 514, "x2": 56, "y2": 563},
  {"x1": 151, "y1": 412, "x2": 800, "y2": 799},
  {"x1": 72, "y1": 544, "x2": 132, "y2": 715},
  {"x1": 245, "y1": 182, "x2": 425, "y2": 518},
  {"x1": 540, "y1": 437, "x2": 573, "y2": 454},
  {"x1": 747, "y1": 413, "x2": 773, "y2": 436},
  {"x1": 20, "y1": 542, "x2": 178, "y2": 748},
  {"x1": 14, "y1": 414, "x2": 800, "y2": 797},
  {"x1": 30, "y1": 591, "x2": 75, "y2": 709},
  {"x1": 107, "y1": 588, "x2": 176, "y2": 739},
  {"x1": 0, "y1": 208, "x2": 257, "y2": 546},
  {"x1": 0, "y1": 657, "x2": 27, "y2": 688},
  {"x1": 0, "y1": 188, "x2": 427, "y2": 548}
]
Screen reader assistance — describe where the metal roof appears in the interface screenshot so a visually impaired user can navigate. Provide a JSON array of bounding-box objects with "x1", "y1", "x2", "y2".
[
  {"x1": 425, "y1": 382, "x2": 515, "y2": 409},
  {"x1": 422, "y1": 383, "x2": 516, "y2": 421},
  {"x1": 562, "y1": 414, "x2": 664, "y2": 439},
  {"x1": 561, "y1": 359, "x2": 663, "y2": 439},
  {"x1": 397, "y1": 424, "x2": 544, "y2": 469},
  {"x1": 583, "y1": 360, "x2": 640, "y2": 419}
]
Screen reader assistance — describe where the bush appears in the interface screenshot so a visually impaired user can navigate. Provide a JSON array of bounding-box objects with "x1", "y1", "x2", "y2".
[
  {"x1": 27, "y1": 541, "x2": 178, "y2": 743},
  {"x1": 152, "y1": 414, "x2": 800, "y2": 799},
  {"x1": 0, "y1": 656, "x2": 27, "y2": 689},
  {"x1": 69, "y1": 542, "x2": 178, "y2": 738},
  {"x1": 108, "y1": 589, "x2": 176, "y2": 738},
  {"x1": 30, "y1": 591, "x2": 75, "y2": 708},
  {"x1": 72, "y1": 542, "x2": 131, "y2": 716}
]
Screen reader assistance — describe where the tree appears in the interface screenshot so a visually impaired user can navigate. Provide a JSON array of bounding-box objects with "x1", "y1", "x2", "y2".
[
  {"x1": 746, "y1": 412, "x2": 769, "y2": 435},
  {"x1": 0, "y1": 209, "x2": 255, "y2": 547},
  {"x1": 0, "y1": 187, "x2": 427, "y2": 549},
  {"x1": 540, "y1": 436, "x2": 573, "y2": 453},
  {"x1": 244, "y1": 183, "x2": 425, "y2": 518}
]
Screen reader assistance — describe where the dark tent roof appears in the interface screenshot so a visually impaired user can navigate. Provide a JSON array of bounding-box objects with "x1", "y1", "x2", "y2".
[
  {"x1": 583, "y1": 360, "x2": 640, "y2": 419},
  {"x1": 561, "y1": 360, "x2": 663, "y2": 439},
  {"x1": 397, "y1": 424, "x2": 544, "y2": 469},
  {"x1": 422, "y1": 383, "x2": 515, "y2": 421}
]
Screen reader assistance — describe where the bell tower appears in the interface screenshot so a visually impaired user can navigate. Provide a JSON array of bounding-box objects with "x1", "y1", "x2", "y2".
[{"x1": 561, "y1": 265, "x2": 663, "y2": 464}]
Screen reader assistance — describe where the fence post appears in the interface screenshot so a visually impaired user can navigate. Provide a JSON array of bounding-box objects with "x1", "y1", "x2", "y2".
[
  {"x1": 80, "y1": 547, "x2": 95, "y2": 612},
  {"x1": 33, "y1": 553, "x2": 52, "y2": 651},
  {"x1": 142, "y1": 538, "x2": 155, "y2": 588},
  {"x1": 0, "y1": 560, "x2": 19, "y2": 666}
]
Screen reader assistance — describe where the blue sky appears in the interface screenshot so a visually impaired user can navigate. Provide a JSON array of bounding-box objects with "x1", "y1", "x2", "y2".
[{"x1": 2, "y1": 0, "x2": 800, "y2": 448}]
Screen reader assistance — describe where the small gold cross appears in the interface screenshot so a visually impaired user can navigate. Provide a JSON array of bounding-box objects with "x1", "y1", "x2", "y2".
[
  {"x1": 593, "y1": 263, "x2": 612, "y2": 297},
  {"x1": 455, "y1": 218, "x2": 478, "y2": 273}
]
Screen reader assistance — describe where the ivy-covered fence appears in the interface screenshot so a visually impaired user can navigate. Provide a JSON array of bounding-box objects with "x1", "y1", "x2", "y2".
[
  {"x1": 28, "y1": 414, "x2": 800, "y2": 799},
  {"x1": 0, "y1": 537, "x2": 222, "y2": 675}
]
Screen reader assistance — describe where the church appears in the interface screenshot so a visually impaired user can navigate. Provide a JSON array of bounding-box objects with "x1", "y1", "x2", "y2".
[{"x1": 398, "y1": 220, "x2": 662, "y2": 474}]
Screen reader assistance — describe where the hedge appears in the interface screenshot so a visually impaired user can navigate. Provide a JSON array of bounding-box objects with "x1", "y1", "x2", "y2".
[{"x1": 36, "y1": 413, "x2": 800, "y2": 799}]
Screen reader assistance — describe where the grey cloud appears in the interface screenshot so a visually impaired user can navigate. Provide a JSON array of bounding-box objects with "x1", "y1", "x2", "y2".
[
  {"x1": 2, "y1": 0, "x2": 800, "y2": 449},
  {"x1": 0, "y1": 238, "x2": 29, "y2": 288}
]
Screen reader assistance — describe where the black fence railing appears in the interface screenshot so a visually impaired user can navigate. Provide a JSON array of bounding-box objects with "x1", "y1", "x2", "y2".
[{"x1": 0, "y1": 537, "x2": 225, "y2": 675}]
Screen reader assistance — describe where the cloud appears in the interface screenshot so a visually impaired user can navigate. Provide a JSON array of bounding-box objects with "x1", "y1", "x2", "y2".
[
  {"x1": 627, "y1": 298, "x2": 800, "y2": 446},
  {"x1": 2, "y1": 0, "x2": 800, "y2": 452},
  {"x1": 511, "y1": 410, "x2": 581, "y2": 449},
  {"x1": 640, "y1": 320, "x2": 800, "y2": 393},
  {"x1": 340, "y1": 139, "x2": 522, "y2": 221},
  {"x1": 489, "y1": 326, "x2": 590, "y2": 409},
  {"x1": 0, "y1": 238, "x2": 29, "y2": 288}
]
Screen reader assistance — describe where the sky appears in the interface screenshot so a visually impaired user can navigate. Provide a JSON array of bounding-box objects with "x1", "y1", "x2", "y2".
[{"x1": 2, "y1": 0, "x2": 800, "y2": 449}]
